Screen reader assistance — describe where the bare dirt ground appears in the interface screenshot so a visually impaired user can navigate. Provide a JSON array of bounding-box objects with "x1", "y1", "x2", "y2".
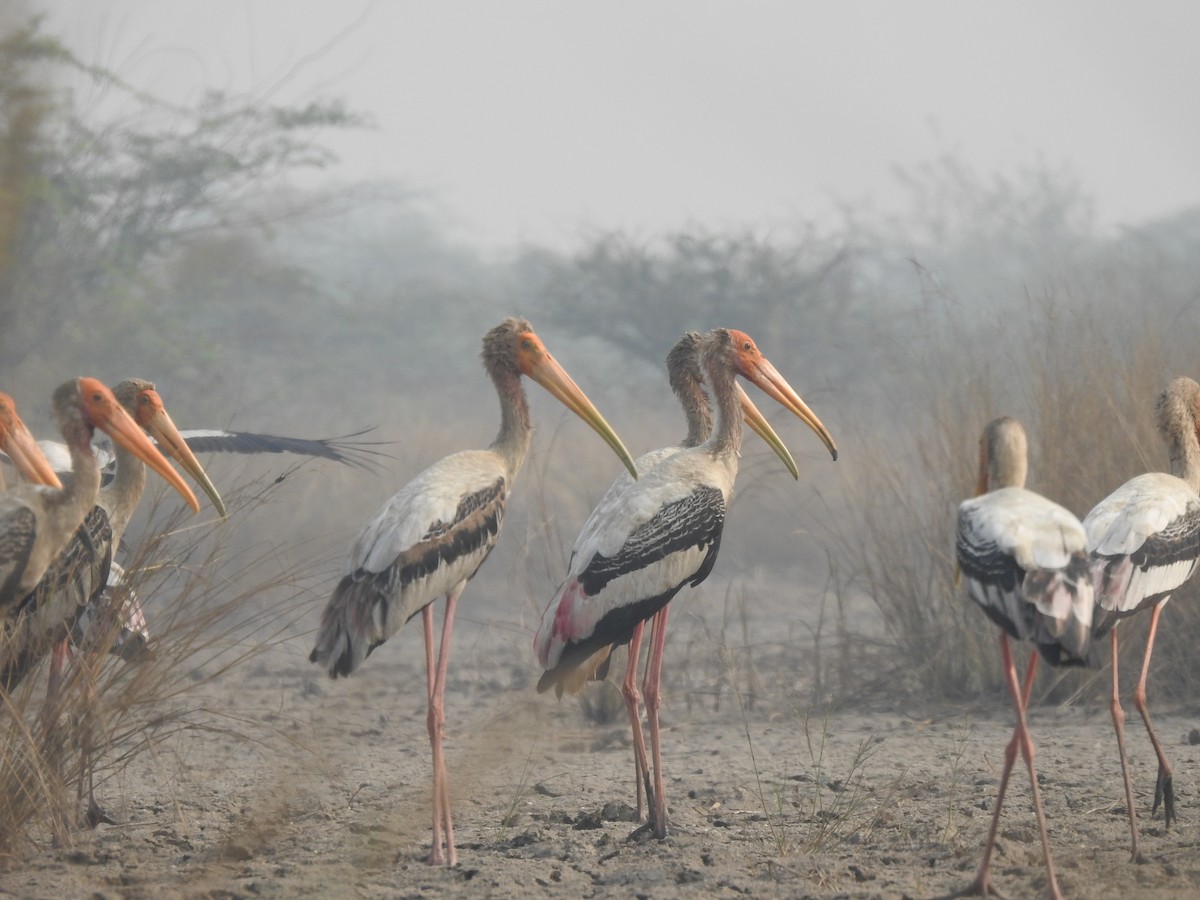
[{"x1": 1, "y1": 617, "x2": 1199, "y2": 900}]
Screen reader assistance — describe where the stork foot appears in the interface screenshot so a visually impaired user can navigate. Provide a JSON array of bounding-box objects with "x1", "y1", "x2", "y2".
[
  {"x1": 83, "y1": 800, "x2": 116, "y2": 829},
  {"x1": 627, "y1": 820, "x2": 668, "y2": 843},
  {"x1": 1152, "y1": 767, "x2": 1175, "y2": 829}
]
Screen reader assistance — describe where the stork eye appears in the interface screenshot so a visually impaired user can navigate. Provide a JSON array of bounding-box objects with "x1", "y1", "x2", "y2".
[
  {"x1": 522, "y1": 339, "x2": 535, "y2": 351},
  {"x1": 742, "y1": 341, "x2": 753, "y2": 352}
]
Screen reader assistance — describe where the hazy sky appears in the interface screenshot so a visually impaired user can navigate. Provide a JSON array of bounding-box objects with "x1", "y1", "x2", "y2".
[{"x1": 43, "y1": 1, "x2": 1200, "y2": 250}]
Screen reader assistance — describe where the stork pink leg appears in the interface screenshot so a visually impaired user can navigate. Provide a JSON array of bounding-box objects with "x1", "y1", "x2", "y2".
[
  {"x1": 621, "y1": 621, "x2": 653, "y2": 823},
  {"x1": 961, "y1": 638, "x2": 1060, "y2": 899},
  {"x1": 423, "y1": 590, "x2": 461, "y2": 866},
  {"x1": 963, "y1": 644, "x2": 1039, "y2": 897},
  {"x1": 642, "y1": 605, "x2": 670, "y2": 839},
  {"x1": 1133, "y1": 602, "x2": 1174, "y2": 829},
  {"x1": 1109, "y1": 627, "x2": 1140, "y2": 861},
  {"x1": 421, "y1": 606, "x2": 444, "y2": 864}
]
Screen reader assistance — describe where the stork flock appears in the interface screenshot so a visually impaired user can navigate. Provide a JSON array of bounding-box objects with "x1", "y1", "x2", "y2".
[
  {"x1": 3, "y1": 322, "x2": 1198, "y2": 899},
  {"x1": 0, "y1": 378, "x2": 382, "y2": 828},
  {"x1": 956, "y1": 379, "x2": 1200, "y2": 898}
]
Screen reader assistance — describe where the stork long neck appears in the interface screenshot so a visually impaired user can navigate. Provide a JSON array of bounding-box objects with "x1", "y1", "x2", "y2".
[
  {"x1": 704, "y1": 353, "x2": 743, "y2": 461},
  {"x1": 986, "y1": 451, "x2": 1026, "y2": 491},
  {"x1": 488, "y1": 368, "x2": 533, "y2": 480},
  {"x1": 677, "y1": 377, "x2": 713, "y2": 449},
  {"x1": 100, "y1": 442, "x2": 147, "y2": 546},
  {"x1": 1167, "y1": 423, "x2": 1200, "y2": 494},
  {"x1": 43, "y1": 422, "x2": 103, "y2": 547}
]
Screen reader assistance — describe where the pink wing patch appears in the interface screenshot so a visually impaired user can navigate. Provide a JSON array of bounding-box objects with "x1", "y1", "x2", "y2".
[{"x1": 535, "y1": 579, "x2": 596, "y2": 668}]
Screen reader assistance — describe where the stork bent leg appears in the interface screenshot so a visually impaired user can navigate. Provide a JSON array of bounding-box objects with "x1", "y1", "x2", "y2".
[
  {"x1": 423, "y1": 590, "x2": 461, "y2": 866},
  {"x1": 961, "y1": 642, "x2": 1041, "y2": 898},
  {"x1": 642, "y1": 605, "x2": 670, "y2": 839},
  {"x1": 621, "y1": 621, "x2": 653, "y2": 823},
  {"x1": 1108, "y1": 627, "x2": 1141, "y2": 861},
  {"x1": 1133, "y1": 602, "x2": 1174, "y2": 828}
]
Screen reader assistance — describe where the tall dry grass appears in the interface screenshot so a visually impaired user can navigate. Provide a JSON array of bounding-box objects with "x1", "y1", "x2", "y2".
[
  {"x1": 823, "y1": 277, "x2": 1200, "y2": 704},
  {"x1": 0, "y1": 470, "x2": 337, "y2": 854}
]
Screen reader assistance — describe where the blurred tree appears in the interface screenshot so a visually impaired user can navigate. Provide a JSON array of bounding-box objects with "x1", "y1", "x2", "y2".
[
  {"x1": 520, "y1": 226, "x2": 854, "y2": 373},
  {"x1": 0, "y1": 16, "x2": 364, "y2": 401}
]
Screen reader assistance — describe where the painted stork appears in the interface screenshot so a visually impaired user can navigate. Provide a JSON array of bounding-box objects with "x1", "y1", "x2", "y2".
[
  {"x1": 12, "y1": 379, "x2": 385, "y2": 680},
  {"x1": 309, "y1": 317, "x2": 638, "y2": 866},
  {"x1": 0, "y1": 379, "x2": 198, "y2": 620},
  {"x1": 2, "y1": 379, "x2": 225, "y2": 694},
  {"x1": 955, "y1": 416, "x2": 1093, "y2": 900},
  {"x1": 555, "y1": 330, "x2": 801, "y2": 823},
  {"x1": 1085, "y1": 376, "x2": 1200, "y2": 861},
  {"x1": 0, "y1": 393, "x2": 62, "y2": 493},
  {"x1": 534, "y1": 328, "x2": 838, "y2": 839}
]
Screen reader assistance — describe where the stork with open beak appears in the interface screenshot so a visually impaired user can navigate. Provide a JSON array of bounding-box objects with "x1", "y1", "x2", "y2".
[
  {"x1": 534, "y1": 328, "x2": 837, "y2": 840},
  {"x1": 550, "y1": 330, "x2": 801, "y2": 823}
]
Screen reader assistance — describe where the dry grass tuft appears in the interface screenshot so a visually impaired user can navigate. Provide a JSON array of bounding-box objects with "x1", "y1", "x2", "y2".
[{"x1": 0, "y1": 470, "x2": 334, "y2": 854}]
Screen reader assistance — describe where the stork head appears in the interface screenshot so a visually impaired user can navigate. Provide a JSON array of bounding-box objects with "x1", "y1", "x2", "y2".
[
  {"x1": 718, "y1": 329, "x2": 838, "y2": 462},
  {"x1": 59, "y1": 378, "x2": 200, "y2": 512},
  {"x1": 115, "y1": 379, "x2": 226, "y2": 517},
  {"x1": 482, "y1": 318, "x2": 639, "y2": 480}
]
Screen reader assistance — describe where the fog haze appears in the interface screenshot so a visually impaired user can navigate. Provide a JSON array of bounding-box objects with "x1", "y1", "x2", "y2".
[{"x1": 44, "y1": 1, "x2": 1200, "y2": 250}]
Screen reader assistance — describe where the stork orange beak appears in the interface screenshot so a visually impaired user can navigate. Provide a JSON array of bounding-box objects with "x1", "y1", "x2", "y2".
[
  {"x1": 735, "y1": 382, "x2": 799, "y2": 479},
  {"x1": 135, "y1": 389, "x2": 226, "y2": 517},
  {"x1": 0, "y1": 395, "x2": 63, "y2": 488},
  {"x1": 524, "y1": 345, "x2": 639, "y2": 480},
  {"x1": 733, "y1": 345, "x2": 837, "y2": 462},
  {"x1": 78, "y1": 378, "x2": 200, "y2": 512}
]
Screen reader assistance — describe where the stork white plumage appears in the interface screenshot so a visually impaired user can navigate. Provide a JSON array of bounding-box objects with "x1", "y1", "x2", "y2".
[
  {"x1": 534, "y1": 328, "x2": 837, "y2": 839},
  {"x1": 955, "y1": 416, "x2": 1093, "y2": 900},
  {"x1": 309, "y1": 317, "x2": 638, "y2": 866},
  {"x1": 557, "y1": 331, "x2": 801, "y2": 824},
  {"x1": 1085, "y1": 376, "x2": 1200, "y2": 861}
]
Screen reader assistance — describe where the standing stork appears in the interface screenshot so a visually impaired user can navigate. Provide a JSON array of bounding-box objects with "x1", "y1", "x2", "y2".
[
  {"x1": 955, "y1": 416, "x2": 1093, "y2": 900},
  {"x1": 310, "y1": 317, "x2": 638, "y2": 866},
  {"x1": 0, "y1": 379, "x2": 199, "y2": 621},
  {"x1": 534, "y1": 328, "x2": 837, "y2": 839},
  {"x1": 554, "y1": 330, "x2": 800, "y2": 824},
  {"x1": 1085, "y1": 376, "x2": 1200, "y2": 861},
  {"x1": 0, "y1": 393, "x2": 62, "y2": 493}
]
